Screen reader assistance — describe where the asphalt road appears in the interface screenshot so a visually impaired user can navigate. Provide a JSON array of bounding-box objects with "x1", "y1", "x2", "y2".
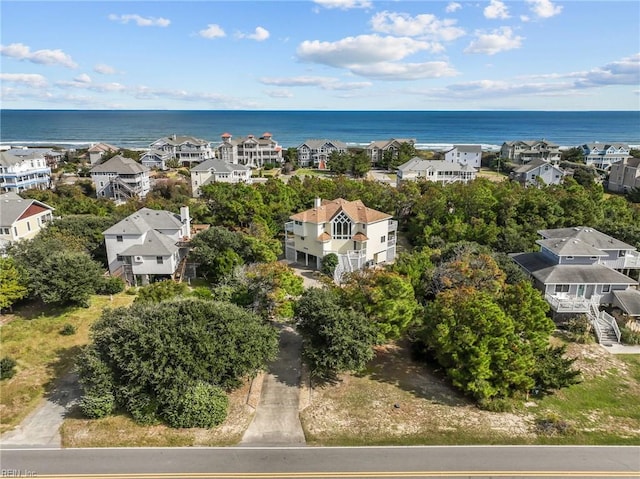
[{"x1": 1, "y1": 446, "x2": 638, "y2": 478}]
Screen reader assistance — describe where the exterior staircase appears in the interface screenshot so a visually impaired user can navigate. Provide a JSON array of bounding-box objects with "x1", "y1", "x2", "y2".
[{"x1": 587, "y1": 295, "x2": 621, "y2": 345}]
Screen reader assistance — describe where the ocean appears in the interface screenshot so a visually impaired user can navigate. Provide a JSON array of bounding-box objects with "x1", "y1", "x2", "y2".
[{"x1": 1, "y1": 110, "x2": 639, "y2": 151}]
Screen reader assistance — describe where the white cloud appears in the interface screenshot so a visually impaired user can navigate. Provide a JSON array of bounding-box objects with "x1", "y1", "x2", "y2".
[
  {"x1": 445, "y1": 2, "x2": 462, "y2": 13},
  {"x1": 574, "y1": 53, "x2": 640, "y2": 88},
  {"x1": 236, "y1": 26, "x2": 270, "y2": 42},
  {"x1": 259, "y1": 76, "x2": 372, "y2": 90},
  {"x1": 264, "y1": 89, "x2": 294, "y2": 98},
  {"x1": 94, "y1": 64, "x2": 116, "y2": 75},
  {"x1": 108, "y1": 14, "x2": 170, "y2": 27},
  {"x1": 0, "y1": 73, "x2": 48, "y2": 87},
  {"x1": 349, "y1": 61, "x2": 458, "y2": 81},
  {"x1": 198, "y1": 24, "x2": 226, "y2": 39},
  {"x1": 370, "y1": 11, "x2": 465, "y2": 42},
  {"x1": 297, "y1": 34, "x2": 440, "y2": 67},
  {"x1": 464, "y1": 27, "x2": 523, "y2": 55},
  {"x1": 313, "y1": 0, "x2": 371, "y2": 10},
  {"x1": 526, "y1": 0, "x2": 563, "y2": 19},
  {"x1": 520, "y1": 15, "x2": 531, "y2": 22},
  {"x1": 484, "y1": 0, "x2": 510, "y2": 20},
  {"x1": 0, "y1": 43, "x2": 77, "y2": 68},
  {"x1": 74, "y1": 73, "x2": 92, "y2": 83}
]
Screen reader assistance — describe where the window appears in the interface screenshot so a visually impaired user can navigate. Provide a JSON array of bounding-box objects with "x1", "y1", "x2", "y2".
[
  {"x1": 156, "y1": 256, "x2": 164, "y2": 264},
  {"x1": 332, "y1": 211, "x2": 352, "y2": 239},
  {"x1": 555, "y1": 284, "x2": 570, "y2": 293},
  {"x1": 602, "y1": 285, "x2": 611, "y2": 293},
  {"x1": 14, "y1": 227, "x2": 18, "y2": 236},
  {"x1": 618, "y1": 250, "x2": 626, "y2": 257},
  {"x1": 300, "y1": 236, "x2": 305, "y2": 241},
  {"x1": 2, "y1": 227, "x2": 9, "y2": 235},
  {"x1": 381, "y1": 235, "x2": 386, "y2": 243},
  {"x1": 295, "y1": 220, "x2": 302, "y2": 226},
  {"x1": 26, "y1": 221, "x2": 30, "y2": 231},
  {"x1": 116, "y1": 255, "x2": 124, "y2": 262},
  {"x1": 116, "y1": 235, "x2": 123, "y2": 242}
]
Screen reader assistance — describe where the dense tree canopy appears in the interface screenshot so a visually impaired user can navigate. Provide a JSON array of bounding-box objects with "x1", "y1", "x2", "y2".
[{"x1": 0, "y1": 257, "x2": 28, "y2": 311}]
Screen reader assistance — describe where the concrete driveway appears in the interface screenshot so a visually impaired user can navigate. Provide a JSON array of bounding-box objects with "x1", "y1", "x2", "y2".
[{"x1": 240, "y1": 324, "x2": 306, "y2": 446}]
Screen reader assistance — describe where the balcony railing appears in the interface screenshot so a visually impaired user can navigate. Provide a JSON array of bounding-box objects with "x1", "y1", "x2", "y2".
[
  {"x1": 387, "y1": 237, "x2": 397, "y2": 247},
  {"x1": 545, "y1": 293, "x2": 591, "y2": 313},
  {"x1": 389, "y1": 220, "x2": 398, "y2": 232}
]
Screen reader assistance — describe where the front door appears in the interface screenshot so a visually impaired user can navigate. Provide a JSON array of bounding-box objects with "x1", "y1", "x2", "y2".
[{"x1": 576, "y1": 284, "x2": 586, "y2": 298}]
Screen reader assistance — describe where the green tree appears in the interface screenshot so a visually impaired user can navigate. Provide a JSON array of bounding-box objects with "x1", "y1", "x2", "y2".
[
  {"x1": 320, "y1": 253, "x2": 339, "y2": 277},
  {"x1": 78, "y1": 298, "x2": 278, "y2": 426},
  {"x1": 531, "y1": 345, "x2": 581, "y2": 396},
  {"x1": 295, "y1": 287, "x2": 377, "y2": 380},
  {"x1": 0, "y1": 257, "x2": 29, "y2": 311},
  {"x1": 327, "y1": 151, "x2": 350, "y2": 174},
  {"x1": 134, "y1": 280, "x2": 189, "y2": 303},
  {"x1": 561, "y1": 147, "x2": 584, "y2": 163},
  {"x1": 351, "y1": 151, "x2": 371, "y2": 178},
  {"x1": 245, "y1": 262, "x2": 304, "y2": 319}
]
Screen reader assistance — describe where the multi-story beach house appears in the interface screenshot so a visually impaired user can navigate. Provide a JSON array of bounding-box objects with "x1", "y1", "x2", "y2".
[
  {"x1": 500, "y1": 139, "x2": 561, "y2": 164},
  {"x1": 216, "y1": 132, "x2": 283, "y2": 168},
  {"x1": 443, "y1": 144, "x2": 482, "y2": 168},
  {"x1": 580, "y1": 142, "x2": 631, "y2": 170},
  {"x1": 190, "y1": 159, "x2": 252, "y2": 197},
  {"x1": 88, "y1": 143, "x2": 119, "y2": 165},
  {"x1": 396, "y1": 157, "x2": 477, "y2": 186},
  {"x1": 510, "y1": 159, "x2": 566, "y2": 187},
  {"x1": 149, "y1": 135, "x2": 213, "y2": 166},
  {"x1": 364, "y1": 138, "x2": 416, "y2": 166},
  {"x1": 511, "y1": 227, "x2": 640, "y2": 341},
  {"x1": 297, "y1": 139, "x2": 348, "y2": 169},
  {"x1": 140, "y1": 149, "x2": 172, "y2": 170},
  {"x1": 0, "y1": 192, "x2": 55, "y2": 250},
  {"x1": 0, "y1": 149, "x2": 52, "y2": 193},
  {"x1": 608, "y1": 157, "x2": 640, "y2": 194},
  {"x1": 103, "y1": 206, "x2": 192, "y2": 286},
  {"x1": 90, "y1": 155, "x2": 150, "y2": 201},
  {"x1": 284, "y1": 198, "x2": 397, "y2": 282}
]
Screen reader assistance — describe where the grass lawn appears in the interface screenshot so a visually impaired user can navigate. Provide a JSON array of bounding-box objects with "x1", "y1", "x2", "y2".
[
  {"x1": 477, "y1": 168, "x2": 509, "y2": 182},
  {"x1": 291, "y1": 168, "x2": 333, "y2": 178},
  {"x1": 0, "y1": 293, "x2": 135, "y2": 434}
]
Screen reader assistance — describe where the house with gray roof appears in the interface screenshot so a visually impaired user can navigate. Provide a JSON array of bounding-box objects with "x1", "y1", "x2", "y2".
[
  {"x1": 0, "y1": 192, "x2": 54, "y2": 250},
  {"x1": 580, "y1": 142, "x2": 631, "y2": 170},
  {"x1": 510, "y1": 159, "x2": 566, "y2": 186},
  {"x1": 608, "y1": 156, "x2": 640, "y2": 193},
  {"x1": 500, "y1": 139, "x2": 561, "y2": 164},
  {"x1": 443, "y1": 145, "x2": 482, "y2": 168},
  {"x1": 90, "y1": 155, "x2": 150, "y2": 201},
  {"x1": 0, "y1": 149, "x2": 51, "y2": 193},
  {"x1": 511, "y1": 226, "x2": 640, "y2": 341},
  {"x1": 149, "y1": 135, "x2": 213, "y2": 166},
  {"x1": 140, "y1": 149, "x2": 172, "y2": 170},
  {"x1": 103, "y1": 206, "x2": 192, "y2": 285},
  {"x1": 365, "y1": 138, "x2": 416, "y2": 166},
  {"x1": 216, "y1": 132, "x2": 283, "y2": 169},
  {"x1": 190, "y1": 159, "x2": 252, "y2": 197},
  {"x1": 88, "y1": 143, "x2": 119, "y2": 165},
  {"x1": 297, "y1": 139, "x2": 348, "y2": 169},
  {"x1": 396, "y1": 157, "x2": 477, "y2": 186}
]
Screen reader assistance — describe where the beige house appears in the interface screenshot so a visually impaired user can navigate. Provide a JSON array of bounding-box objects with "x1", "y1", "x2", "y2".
[
  {"x1": 0, "y1": 192, "x2": 54, "y2": 249},
  {"x1": 608, "y1": 157, "x2": 640, "y2": 193},
  {"x1": 216, "y1": 132, "x2": 283, "y2": 168},
  {"x1": 365, "y1": 138, "x2": 415, "y2": 165},
  {"x1": 285, "y1": 198, "x2": 397, "y2": 282},
  {"x1": 149, "y1": 135, "x2": 213, "y2": 166},
  {"x1": 190, "y1": 159, "x2": 252, "y2": 197}
]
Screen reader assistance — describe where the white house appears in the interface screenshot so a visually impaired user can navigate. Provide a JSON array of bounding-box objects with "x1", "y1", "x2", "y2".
[
  {"x1": 216, "y1": 132, "x2": 283, "y2": 168},
  {"x1": 501, "y1": 140, "x2": 561, "y2": 164},
  {"x1": 443, "y1": 145, "x2": 482, "y2": 169},
  {"x1": 297, "y1": 139, "x2": 348, "y2": 169},
  {"x1": 396, "y1": 157, "x2": 477, "y2": 186},
  {"x1": 0, "y1": 192, "x2": 54, "y2": 249},
  {"x1": 510, "y1": 159, "x2": 566, "y2": 186},
  {"x1": 580, "y1": 143, "x2": 631, "y2": 170},
  {"x1": 285, "y1": 198, "x2": 397, "y2": 282},
  {"x1": 140, "y1": 149, "x2": 172, "y2": 170},
  {"x1": 90, "y1": 155, "x2": 150, "y2": 201},
  {"x1": 149, "y1": 135, "x2": 213, "y2": 166},
  {"x1": 608, "y1": 157, "x2": 640, "y2": 194},
  {"x1": 190, "y1": 159, "x2": 252, "y2": 197},
  {"x1": 103, "y1": 206, "x2": 192, "y2": 285},
  {"x1": 0, "y1": 150, "x2": 52, "y2": 193},
  {"x1": 365, "y1": 138, "x2": 416, "y2": 165}
]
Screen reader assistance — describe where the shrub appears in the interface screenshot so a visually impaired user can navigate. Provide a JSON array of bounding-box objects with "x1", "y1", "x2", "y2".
[
  {"x1": 620, "y1": 326, "x2": 640, "y2": 345},
  {"x1": 321, "y1": 253, "x2": 338, "y2": 277},
  {"x1": 78, "y1": 391, "x2": 116, "y2": 418},
  {"x1": 535, "y1": 414, "x2": 575, "y2": 435},
  {"x1": 161, "y1": 381, "x2": 228, "y2": 428},
  {"x1": 563, "y1": 315, "x2": 594, "y2": 343},
  {"x1": 190, "y1": 286, "x2": 213, "y2": 299},
  {"x1": 59, "y1": 323, "x2": 77, "y2": 336},
  {"x1": 0, "y1": 356, "x2": 17, "y2": 380},
  {"x1": 100, "y1": 276, "x2": 126, "y2": 295}
]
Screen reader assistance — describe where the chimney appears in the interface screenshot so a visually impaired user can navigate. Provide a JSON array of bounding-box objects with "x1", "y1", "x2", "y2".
[
  {"x1": 314, "y1": 197, "x2": 322, "y2": 208},
  {"x1": 180, "y1": 206, "x2": 191, "y2": 239}
]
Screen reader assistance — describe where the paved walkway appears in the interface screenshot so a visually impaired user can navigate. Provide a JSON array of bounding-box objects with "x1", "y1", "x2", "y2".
[
  {"x1": 1, "y1": 373, "x2": 80, "y2": 448},
  {"x1": 240, "y1": 325, "x2": 306, "y2": 446},
  {"x1": 599, "y1": 342, "x2": 640, "y2": 354}
]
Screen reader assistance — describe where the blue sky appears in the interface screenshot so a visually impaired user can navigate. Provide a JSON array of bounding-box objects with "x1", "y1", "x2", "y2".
[{"x1": 1, "y1": 0, "x2": 638, "y2": 110}]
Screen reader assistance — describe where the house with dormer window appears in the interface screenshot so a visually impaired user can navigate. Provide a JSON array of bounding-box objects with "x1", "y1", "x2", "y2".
[
  {"x1": 297, "y1": 139, "x2": 348, "y2": 169},
  {"x1": 500, "y1": 139, "x2": 561, "y2": 164},
  {"x1": 149, "y1": 135, "x2": 213, "y2": 166},
  {"x1": 216, "y1": 132, "x2": 283, "y2": 168},
  {"x1": 365, "y1": 138, "x2": 416, "y2": 165},
  {"x1": 510, "y1": 159, "x2": 566, "y2": 186},
  {"x1": 285, "y1": 198, "x2": 397, "y2": 282},
  {"x1": 580, "y1": 142, "x2": 631, "y2": 170}
]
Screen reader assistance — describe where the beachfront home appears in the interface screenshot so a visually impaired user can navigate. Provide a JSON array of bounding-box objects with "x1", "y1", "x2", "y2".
[
  {"x1": 88, "y1": 143, "x2": 119, "y2": 165},
  {"x1": 90, "y1": 155, "x2": 150, "y2": 201},
  {"x1": 284, "y1": 198, "x2": 397, "y2": 282},
  {"x1": 580, "y1": 142, "x2": 631, "y2": 170},
  {"x1": 0, "y1": 149, "x2": 52, "y2": 193},
  {"x1": 608, "y1": 157, "x2": 640, "y2": 194},
  {"x1": 103, "y1": 206, "x2": 192, "y2": 285},
  {"x1": 0, "y1": 192, "x2": 55, "y2": 250},
  {"x1": 140, "y1": 149, "x2": 172, "y2": 170},
  {"x1": 190, "y1": 159, "x2": 252, "y2": 197},
  {"x1": 500, "y1": 140, "x2": 561, "y2": 164},
  {"x1": 8, "y1": 147, "x2": 64, "y2": 170},
  {"x1": 365, "y1": 138, "x2": 416, "y2": 166},
  {"x1": 443, "y1": 145, "x2": 482, "y2": 168},
  {"x1": 396, "y1": 157, "x2": 477, "y2": 186},
  {"x1": 297, "y1": 139, "x2": 348, "y2": 169},
  {"x1": 150, "y1": 135, "x2": 213, "y2": 166},
  {"x1": 511, "y1": 227, "x2": 640, "y2": 340},
  {"x1": 510, "y1": 159, "x2": 566, "y2": 187},
  {"x1": 216, "y1": 132, "x2": 283, "y2": 168}
]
